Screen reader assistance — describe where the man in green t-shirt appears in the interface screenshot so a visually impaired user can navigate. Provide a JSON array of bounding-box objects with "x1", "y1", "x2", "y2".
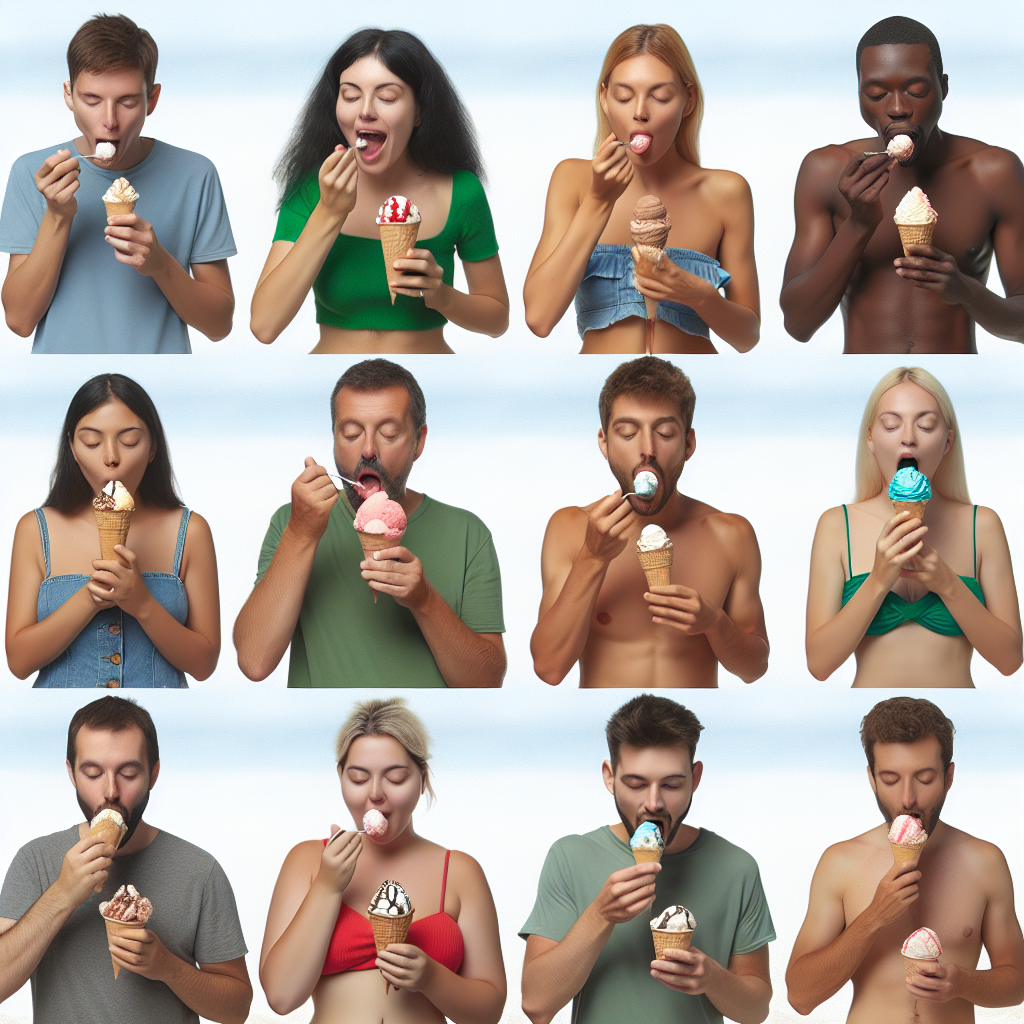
[
  {"x1": 233, "y1": 359, "x2": 506, "y2": 687},
  {"x1": 520, "y1": 695, "x2": 775, "y2": 1024}
]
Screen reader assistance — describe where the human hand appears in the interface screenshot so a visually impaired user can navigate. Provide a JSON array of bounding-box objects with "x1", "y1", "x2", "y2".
[
  {"x1": 645, "y1": 585, "x2": 719, "y2": 634},
  {"x1": 376, "y1": 943, "x2": 433, "y2": 992},
  {"x1": 592, "y1": 862, "x2": 660, "y2": 925},
  {"x1": 34, "y1": 150, "x2": 80, "y2": 219},
  {"x1": 104, "y1": 213, "x2": 170, "y2": 276},
  {"x1": 89, "y1": 546, "x2": 152, "y2": 617},
  {"x1": 906, "y1": 960, "x2": 961, "y2": 1002},
  {"x1": 589, "y1": 132, "x2": 633, "y2": 207},
  {"x1": 390, "y1": 247, "x2": 443, "y2": 303},
  {"x1": 109, "y1": 925, "x2": 172, "y2": 982},
  {"x1": 870, "y1": 511, "x2": 927, "y2": 590},
  {"x1": 361, "y1": 546, "x2": 430, "y2": 610},
  {"x1": 650, "y1": 945, "x2": 719, "y2": 994},
  {"x1": 894, "y1": 245, "x2": 972, "y2": 305},
  {"x1": 317, "y1": 146, "x2": 358, "y2": 227},
  {"x1": 898, "y1": 540, "x2": 958, "y2": 598},
  {"x1": 56, "y1": 833, "x2": 113, "y2": 904},
  {"x1": 288, "y1": 458, "x2": 339, "y2": 544},
  {"x1": 632, "y1": 249, "x2": 716, "y2": 309},
  {"x1": 583, "y1": 490, "x2": 638, "y2": 565},
  {"x1": 866, "y1": 861, "x2": 921, "y2": 930},
  {"x1": 315, "y1": 826, "x2": 361, "y2": 896},
  {"x1": 838, "y1": 152, "x2": 895, "y2": 229}
]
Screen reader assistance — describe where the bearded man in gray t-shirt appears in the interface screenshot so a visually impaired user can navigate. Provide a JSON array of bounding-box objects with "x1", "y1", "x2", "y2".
[{"x1": 0, "y1": 697, "x2": 251, "y2": 1024}]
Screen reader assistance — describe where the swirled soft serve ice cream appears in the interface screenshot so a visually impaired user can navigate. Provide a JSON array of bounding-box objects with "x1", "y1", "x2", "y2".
[
  {"x1": 637, "y1": 524, "x2": 673, "y2": 590},
  {"x1": 894, "y1": 187, "x2": 937, "y2": 255},
  {"x1": 102, "y1": 177, "x2": 139, "y2": 218},
  {"x1": 889, "y1": 466, "x2": 931, "y2": 519}
]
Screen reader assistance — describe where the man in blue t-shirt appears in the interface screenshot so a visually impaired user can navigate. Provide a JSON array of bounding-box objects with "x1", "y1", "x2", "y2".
[{"x1": 0, "y1": 14, "x2": 236, "y2": 353}]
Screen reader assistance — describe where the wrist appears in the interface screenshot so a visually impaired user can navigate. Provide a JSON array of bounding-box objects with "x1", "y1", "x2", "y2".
[
  {"x1": 407, "y1": 576, "x2": 438, "y2": 616},
  {"x1": 423, "y1": 282, "x2": 451, "y2": 313},
  {"x1": 282, "y1": 518, "x2": 326, "y2": 552},
  {"x1": 581, "y1": 191, "x2": 617, "y2": 221},
  {"x1": 126, "y1": 587, "x2": 158, "y2": 622},
  {"x1": 311, "y1": 201, "x2": 348, "y2": 235},
  {"x1": 43, "y1": 206, "x2": 76, "y2": 230}
]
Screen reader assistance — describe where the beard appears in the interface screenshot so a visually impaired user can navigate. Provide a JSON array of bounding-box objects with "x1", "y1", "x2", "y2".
[
  {"x1": 611, "y1": 457, "x2": 680, "y2": 517},
  {"x1": 78, "y1": 789, "x2": 150, "y2": 848},
  {"x1": 614, "y1": 793, "x2": 692, "y2": 848},
  {"x1": 875, "y1": 791, "x2": 946, "y2": 838},
  {"x1": 341, "y1": 454, "x2": 413, "y2": 509}
]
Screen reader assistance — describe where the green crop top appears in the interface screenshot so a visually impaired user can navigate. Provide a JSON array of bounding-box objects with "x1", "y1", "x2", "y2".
[
  {"x1": 273, "y1": 169, "x2": 499, "y2": 331},
  {"x1": 840, "y1": 504, "x2": 984, "y2": 636}
]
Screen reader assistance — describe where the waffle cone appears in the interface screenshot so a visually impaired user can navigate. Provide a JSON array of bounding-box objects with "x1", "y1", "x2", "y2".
[
  {"x1": 896, "y1": 222, "x2": 934, "y2": 257},
  {"x1": 103, "y1": 917, "x2": 144, "y2": 978},
  {"x1": 356, "y1": 529, "x2": 404, "y2": 604},
  {"x1": 94, "y1": 509, "x2": 132, "y2": 561},
  {"x1": 637, "y1": 547, "x2": 673, "y2": 589},
  {"x1": 89, "y1": 819, "x2": 125, "y2": 850},
  {"x1": 893, "y1": 500, "x2": 928, "y2": 520},
  {"x1": 104, "y1": 200, "x2": 137, "y2": 219},
  {"x1": 632, "y1": 848, "x2": 663, "y2": 865},
  {"x1": 633, "y1": 245, "x2": 663, "y2": 320},
  {"x1": 370, "y1": 909, "x2": 414, "y2": 993},
  {"x1": 890, "y1": 841, "x2": 925, "y2": 867},
  {"x1": 379, "y1": 222, "x2": 421, "y2": 303},
  {"x1": 652, "y1": 928, "x2": 693, "y2": 959},
  {"x1": 903, "y1": 955, "x2": 938, "y2": 980}
]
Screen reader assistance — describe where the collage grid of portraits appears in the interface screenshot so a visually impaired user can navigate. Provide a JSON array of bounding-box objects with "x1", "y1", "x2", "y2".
[{"x1": 2, "y1": 2, "x2": 1024, "y2": 1024}]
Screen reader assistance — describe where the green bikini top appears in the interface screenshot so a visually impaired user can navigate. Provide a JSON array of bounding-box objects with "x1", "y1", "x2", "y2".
[{"x1": 840, "y1": 505, "x2": 984, "y2": 636}]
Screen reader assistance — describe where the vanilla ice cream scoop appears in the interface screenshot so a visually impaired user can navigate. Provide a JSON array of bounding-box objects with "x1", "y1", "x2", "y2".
[
  {"x1": 362, "y1": 809, "x2": 388, "y2": 838},
  {"x1": 887, "y1": 134, "x2": 914, "y2": 161},
  {"x1": 651, "y1": 905, "x2": 696, "y2": 932},
  {"x1": 889, "y1": 814, "x2": 928, "y2": 847},
  {"x1": 93, "y1": 480, "x2": 135, "y2": 512},
  {"x1": 903, "y1": 926, "x2": 941, "y2": 959},
  {"x1": 894, "y1": 187, "x2": 937, "y2": 225},
  {"x1": 631, "y1": 471, "x2": 658, "y2": 498},
  {"x1": 102, "y1": 177, "x2": 139, "y2": 205},
  {"x1": 376, "y1": 196, "x2": 421, "y2": 225},
  {"x1": 637, "y1": 524, "x2": 672, "y2": 553}
]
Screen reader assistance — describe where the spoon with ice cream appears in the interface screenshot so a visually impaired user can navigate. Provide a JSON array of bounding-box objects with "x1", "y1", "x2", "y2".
[
  {"x1": 864, "y1": 134, "x2": 914, "y2": 161},
  {"x1": 618, "y1": 134, "x2": 652, "y2": 154},
  {"x1": 623, "y1": 470, "x2": 658, "y2": 499},
  {"x1": 76, "y1": 142, "x2": 117, "y2": 161},
  {"x1": 328, "y1": 810, "x2": 389, "y2": 845}
]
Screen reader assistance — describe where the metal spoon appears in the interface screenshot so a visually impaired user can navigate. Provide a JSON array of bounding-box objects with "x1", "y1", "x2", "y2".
[{"x1": 75, "y1": 144, "x2": 117, "y2": 160}]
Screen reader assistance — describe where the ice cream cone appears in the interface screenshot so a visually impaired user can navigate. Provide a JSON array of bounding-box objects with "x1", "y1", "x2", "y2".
[
  {"x1": 356, "y1": 530, "x2": 403, "y2": 604},
  {"x1": 380, "y1": 222, "x2": 421, "y2": 303},
  {"x1": 89, "y1": 819, "x2": 125, "y2": 851},
  {"x1": 637, "y1": 547, "x2": 673, "y2": 589},
  {"x1": 632, "y1": 848, "x2": 663, "y2": 866},
  {"x1": 893, "y1": 500, "x2": 928, "y2": 520},
  {"x1": 634, "y1": 244, "x2": 663, "y2": 320},
  {"x1": 103, "y1": 917, "x2": 143, "y2": 978},
  {"x1": 371, "y1": 909, "x2": 414, "y2": 993},
  {"x1": 652, "y1": 928, "x2": 693, "y2": 960},
  {"x1": 94, "y1": 508, "x2": 132, "y2": 561},
  {"x1": 103, "y1": 199, "x2": 137, "y2": 219},
  {"x1": 896, "y1": 222, "x2": 934, "y2": 257},
  {"x1": 891, "y1": 842, "x2": 925, "y2": 868},
  {"x1": 903, "y1": 955, "x2": 938, "y2": 980}
]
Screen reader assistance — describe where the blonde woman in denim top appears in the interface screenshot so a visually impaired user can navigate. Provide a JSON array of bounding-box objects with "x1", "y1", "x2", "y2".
[
  {"x1": 6, "y1": 374, "x2": 220, "y2": 687},
  {"x1": 524, "y1": 24, "x2": 760, "y2": 354}
]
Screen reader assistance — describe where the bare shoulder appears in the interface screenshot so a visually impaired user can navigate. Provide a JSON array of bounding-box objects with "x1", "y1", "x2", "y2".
[
  {"x1": 447, "y1": 849, "x2": 489, "y2": 885},
  {"x1": 956, "y1": 137, "x2": 1024, "y2": 190},
  {"x1": 548, "y1": 158, "x2": 592, "y2": 200},
  {"x1": 13, "y1": 509, "x2": 43, "y2": 541},
  {"x1": 974, "y1": 504, "x2": 1005, "y2": 537},
  {"x1": 281, "y1": 838, "x2": 324, "y2": 876},
  {"x1": 798, "y1": 142, "x2": 861, "y2": 183},
  {"x1": 546, "y1": 503, "x2": 591, "y2": 537},
  {"x1": 701, "y1": 167, "x2": 753, "y2": 203},
  {"x1": 182, "y1": 509, "x2": 213, "y2": 541},
  {"x1": 705, "y1": 508, "x2": 758, "y2": 546},
  {"x1": 945, "y1": 825, "x2": 1011, "y2": 875},
  {"x1": 819, "y1": 828, "x2": 883, "y2": 879},
  {"x1": 815, "y1": 504, "x2": 848, "y2": 535}
]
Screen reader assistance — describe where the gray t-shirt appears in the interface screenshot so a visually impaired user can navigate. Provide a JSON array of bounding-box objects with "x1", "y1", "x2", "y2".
[
  {"x1": 0, "y1": 139, "x2": 235, "y2": 353},
  {"x1": 0, "y1": 826, "x2": 247, "y2": 1024},
  {"x1": 520, "y1": 826, "x2": 775, "y2": 1024}
]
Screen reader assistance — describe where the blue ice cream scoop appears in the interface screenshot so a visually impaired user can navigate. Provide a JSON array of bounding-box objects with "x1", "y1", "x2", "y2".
[
  {"x1": 630, "y1": 821, "x2": 664, "y2": 854},
  {"x1": 888, "y1": 466, "x2": 931, "y2": 505},
  {"x1": 633, "y1": 471, "x2": 658, "y2": 498}
]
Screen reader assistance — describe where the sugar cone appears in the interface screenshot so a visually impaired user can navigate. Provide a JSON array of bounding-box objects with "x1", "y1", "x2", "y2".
[
  {"x1": 89, "y1": 819, "x2": 125, "y2": 850},
  {"x1": 903, "y1": 955, "x2": 938, "y2": 980},
  {"x1": 893, "y1": 500, "x2": 928, "y2": 520},
  {"x1": 652, "y1": 928, "x2": 693, "y2": 960},
  {"x1": 94, "y1": 509, "x2": 132, "y2": 561},
  {"x1": 632, "y1": 848, "x2": 663, "y2": 866},
  {"x1": 370, "y1": 909, "x2": 414, "y2": 993},
  {"x1": 103, "y1": 917, "x2": 143, "y2": 978},
  {"x1": 633, "y1": 244, "x2": 663, "y2": 320},
  {"x1": 891, "y1": 842, "x2": 925, "y2": 868},
  {"x1": 637, "y1": 547, "x2": 672, "y2": 590},
  {"x1": 896, "y1": 222, "x2": 934, "y2": 257},
  {"x1": 356, "y1": 530, "x2": 404, "y2": 604},
  {"x1": 379, "y1": 222, "x2": 421, "y2": 303},
  {"x1": 103, "y1": 199, "x2": 137, "y2": 219}
]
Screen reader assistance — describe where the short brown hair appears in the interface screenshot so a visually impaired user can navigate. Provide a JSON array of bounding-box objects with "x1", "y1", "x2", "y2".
[
  {"x1": 330, "y1": 359, "x2": 426, "y2": 432},
  {"x1": 67, "y1": 15, "x2": 159, "y2": 96},
  {"x1": 67, "y1": 696, "x2": 159, "y2": 772},
  {"x1": 860, "y1": 697, "x2": 954, "y2": 773},
  {"x1": 606, "y1": 695, "x2": 703, "y2": 769},
  {"x1": 598, "y1": 357, "x2": 696, "y2": 434}
]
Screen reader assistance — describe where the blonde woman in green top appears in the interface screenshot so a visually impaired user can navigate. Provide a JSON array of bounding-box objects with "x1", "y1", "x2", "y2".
[{"x1": 251, "y1": 29, "x2": 509, "y2": 353}]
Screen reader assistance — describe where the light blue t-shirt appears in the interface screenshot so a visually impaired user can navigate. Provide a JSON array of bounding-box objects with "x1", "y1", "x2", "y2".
[{"x1": 0, "y1": 139, "x2": 235, "y2": 353}]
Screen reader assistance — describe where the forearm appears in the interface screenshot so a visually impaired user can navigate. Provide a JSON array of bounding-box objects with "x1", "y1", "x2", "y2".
[
  {"x1": 411, "y1": 586, "x2": 505, "y2": 688},
  {"x1": 524, "y1": 195, "x2": 614, "y2": 337},
  {"x1": 522, "y1": 908, "x2": 613, "y2": 1024},
  {"x1": 959, "y1": 277, "x2": 1024, "y2": 342},
  {"x1": 131, "y1": 594, "x2": 219, "y2": 680},
  {"x1": 2, "y1": 213, "x2": 73, "y2": 336},
  {"x1": 6, "y1": 585, "x2": 99, "y2": 678},
  {"x1": 955, "y1": 964, "x2": 1024, "y2": 1007},
  {"x1": 418, "y1": 962, "x2": 505, "y2": 1024},
  {"x1": 251, "y1": 206, "x2": 342, "y2": 343},
  {"x1": 806, "y1": 576, "x2": 888, "y2": 680},
  {"x1": 703, "y1": 962, "x2": 771, "y2": 1024},
  {"x1": 688, "y1": 288, "x2": 760, "y2": 352},
  {"x1": 787, "y1": 914, "x2": 881, "y2": 1014},
  {"x1": 159, "y1": 955, "x2": 251, "y2": 1024},
  {"x1": 703, "y1": 608, "x2": 768, "y2": 683},
  {"x1": 234, "y1": 526, "x2": 318, "y2": 680},
  {"x1": 940, "y1": 580, "x2": 1023, "y2": 675},
  {"x1": 0, "y1": 886, "x2": 77, "y2": 1000},
  {"x1": 427, "y1": 284, "x2": 509, "y2": 337},
  {"x1": 781, "y1": 219, "x2": 876, "y2": 342},
  {"x1": 150, "y1": 256, "x2": 233, "y2": 341}
]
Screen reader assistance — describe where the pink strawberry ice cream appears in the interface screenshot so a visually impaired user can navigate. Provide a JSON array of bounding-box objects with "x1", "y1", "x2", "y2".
[
  {"x1": 629, "y1": 133, "x2": 652, "y2": 154},
  {"x1": 887, "y1": 134, "x2": 914, "y2": 161},
  {"x1": 903, "y1": 927, "x2": 942, "y2": 960},
  {"x1": 376, "y1": 196, "x2": 421, "y2": 225},
  {"x1": 363, "y1": 809, "x2": 388, "y2": 838},
  {"x1": 353, "y1": 492, "x2": 407, "y2": 539},
  {"x1": 888, "y1": 814, "x2": 928, "y2": 847}
]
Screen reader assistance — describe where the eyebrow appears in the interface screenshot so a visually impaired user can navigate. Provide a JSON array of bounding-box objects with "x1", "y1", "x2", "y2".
[
  {"x1": 611, "y1": 415, "x2": 682, "y2": 428},
  {"x1": 76, "y1": 425, "x2": 144, "y2": 435},
  {"x1": 861, "y1": 75, "x2": 932, "y2": 88},
  {"x1": 620, "y1": 773, "x2": 687, "y2": 783},
  {"x1": 78, "y1": 91, "x2": 144, "y2": 101},
  {"x1": 78, "y1": 759, "x2": 144, "y2": 771},
  {"x1": 338, "y1": 81, "x2": 404, "y2": 91},
  {"x1": 346, "y1": 763, "x2": 410, "y2": 772}
]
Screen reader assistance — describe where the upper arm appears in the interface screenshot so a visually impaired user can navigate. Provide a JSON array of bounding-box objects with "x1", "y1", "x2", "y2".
[
  {"x1": 198, "y1": 954, "x2": 251, "y2": 984},
  {"x1": 259, "y1": 841, "x2": 320, "y2": 972},
  {"x1": 783, "y1": 149, "x2": 844, "y2": 285},
  {"x1": 978, "y1": 842, "x2": 1024, "y2": 970},
  {"x1": 254, "y1": 240, "x2": 296, "y2": 292},
  {"x1": 718, "y1": 514, "x2": 767, "y2": 640},
  {"x1": 527, "y1": 161, "x2": 587, "y2": 277},
  {"x1": 987, "y1": 150, "x2": 1024, "y2": 298},
  {"x1": 0, "y1": 917, "x2": 16, "y2": 936},
  {"x1": 806, "y1": 507, "x2": 847, "y2": 636},
  {"x1": 179, "y1": 511, "x2": 221, "y2": 649},
  {"x1": 523, "y1": 932, "x2": 560, "y2": 971},
  {"x1": 712, "y1": 172, "x2": 760, "y2": 317},
  {"x1": 449, "y1": 852, "x2": 506, "y2": 991},
  {"x1": 976, "y1": 506, "x2": 1022, "y2": 639},
  {"x1": 190, "y1": 259, "x2": 233, "y2": 297},
  {"x1": 788, "y1": 848, "x2": 848, "y2": 967},
  {"x1": 727, "y1": 943, "x2": 770, "y2": 983},
  {"x1": 5, "y1": 253, "x2": 28, "y2": 279},
  {"x1": 536, "y1": 508, "x2": 583, "y2": 619},
  {"x1": 462, "y1": 254, "x2": 509, "y2": 306},
  {"x1": 6, "y1": 511, "x2": 46, "y2": 645}
]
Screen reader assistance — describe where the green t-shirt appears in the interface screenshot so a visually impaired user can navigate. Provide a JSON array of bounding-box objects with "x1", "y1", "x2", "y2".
[
  {"x1": 273, "y1": 168, "x2": 499, "y2": 331},
  {"x1": 256, "y1": 494, "x2": 504, "y2": 687},
  {"x1": 520, "y1": 827, "x2": 775, "y2": 1024}
]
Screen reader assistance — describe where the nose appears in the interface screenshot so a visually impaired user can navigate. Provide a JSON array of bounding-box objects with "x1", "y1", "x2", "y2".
[
  {"x1": 633, "y1": 92, "x2": 649, "y2": 122},
  {"x1": 900, "y1": 778, "x2": 917, "y2": 809},
  {"x1": 358, "y1": 94, "x2": 377, "y2": 122},
  {"x1": 368, "y1": 775, "x2": 385, "y2": 802},
  {"x1": 643, "y1": 782, "x2": 665, "y2": 811},
  {"x1": 639, "y1": 426, "x2": 657, "y2": 459},
  {"x1": 102, "y1": 99, "x2": 119, "y2": 130},
  {"x1": 359, "y1": 434, "x2": 379, "y2": 463},
  {"x1": 900, "y1": 421, "x2": 917, "y2": 448},
  {"x1": 885, "y1": 92, "x2": 912, "y2": 121},
  {"x1": 102, "y1": 439, "x2": 119, "y2": 466},
  {"x1": 102, "y1": 771, "x2": 120, "y2": 803}
]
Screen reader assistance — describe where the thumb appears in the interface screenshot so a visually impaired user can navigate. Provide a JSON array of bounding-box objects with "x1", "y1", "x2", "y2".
[{"x1": 304, "y1": 456, "x2": 316, "y2": 467}]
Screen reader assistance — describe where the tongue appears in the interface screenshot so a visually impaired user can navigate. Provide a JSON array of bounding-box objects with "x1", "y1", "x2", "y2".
[
  {"x1": 359, "y1": 136, "x2": 385, "y2": 159},
  {"x1": 358, "y1": 476, "x2": 382, "y2": 497}
]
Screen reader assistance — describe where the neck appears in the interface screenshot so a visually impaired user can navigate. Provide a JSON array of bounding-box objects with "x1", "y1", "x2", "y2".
[{"x1": 636, "y1": 146, "x2": 692, "y2": 193}]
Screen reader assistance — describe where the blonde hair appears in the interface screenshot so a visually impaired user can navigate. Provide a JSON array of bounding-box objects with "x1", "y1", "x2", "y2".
[
  {"x1": 335, "y1": 698, "x2": 434, "y2": 801},
  {"x1": 595, "y1": 24, "x2": 704, "y2": 166},
  {"x1": 854, "y1": 367, "x2": 969, "y2": 504}
]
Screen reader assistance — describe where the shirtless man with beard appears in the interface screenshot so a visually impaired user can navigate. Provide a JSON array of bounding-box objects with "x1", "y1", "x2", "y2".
[
  {"x1": 787, "y1": 697, "x2": 1024, "y2": 1022},
  {"x1": 780, "y1": 16, "x2": 1024, "y2": 353},
  {"x1": 530, "y1": 357, "x2": 768, "y2": 687}
]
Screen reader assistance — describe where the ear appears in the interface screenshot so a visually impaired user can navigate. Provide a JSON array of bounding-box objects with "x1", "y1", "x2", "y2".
[
  {"x1": 413, "y1": 424, "x2": 427, "y2": 462},
  {"x1": 690, "y1": 759, "x2": 703, "y2": 792},
  {"x1": 598, "y1": 428, "x2": 609, "y2": 461},
  {"x1": 939, "y1": 74, "x2": 948, "y2": 100},
  {"x1": 67, "y1": 759, "x2": 76, "y2": 787},
  {"x1": 601, "y1": 759, "x2": 615, "y2": 794},
  {"x1": 943, "y1": 429, "x2": 953, "y2": 458},
  {"x1": 63, "y1": 81, "x2": 75, "y2": 112},
  {"x1": 146, "y1": 83, "x2": 161, "y2": 116},
  {"x1": 944, "y1": 761, "x2": 954, "y2": 791},
  {"x1": 866, "y1": 764, "x2": 878, "y2": 796},
  {"x1": 683, "y1": 428, "x2": 696, "y2": 462},
  {"x1": 866, "y1": 428, "x2": 875, "y2": 455},
  {"x1": 681, "y1": 81, "x2": 697, "y2": 119},
  {"x1": 598, "y1": 81, "x2": 609, "y2": 120},
  {"x1": 148, "y1": 439, "x2": 157, "y2": 465},
  {"x1": 148, "y1": 760, "x2": 160, "y2": 789}
]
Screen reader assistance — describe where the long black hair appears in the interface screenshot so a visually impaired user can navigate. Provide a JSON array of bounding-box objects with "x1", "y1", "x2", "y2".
[
  {"x1": 274, "y1": 28, "x2": 483, "y2": 206},
  {"x1": 44, "y1": 374, "x2": 183, "y2": 514}
]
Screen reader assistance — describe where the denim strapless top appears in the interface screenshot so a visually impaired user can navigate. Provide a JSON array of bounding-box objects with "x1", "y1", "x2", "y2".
[
  {"x1": 33, "y1": 508, "x2": 191, "y2": 688},
  {"x1": 575, "y1": 244, "x2": 732, "y2": 340}
]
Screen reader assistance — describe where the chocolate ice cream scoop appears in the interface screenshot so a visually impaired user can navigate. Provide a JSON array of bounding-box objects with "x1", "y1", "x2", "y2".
[{"x1": 630, "y1": 196, "x2": 671, "y2": 249}]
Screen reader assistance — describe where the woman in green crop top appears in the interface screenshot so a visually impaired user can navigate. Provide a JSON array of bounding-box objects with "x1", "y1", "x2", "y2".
[
  {"x1": 250, "y1": 29, "x2": 509, "y2": 353},
  {"x1": 806, "y1": 367, "x2": 1022, "y2": 687}
]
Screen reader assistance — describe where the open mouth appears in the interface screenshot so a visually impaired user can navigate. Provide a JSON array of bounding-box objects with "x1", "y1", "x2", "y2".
[
  {"x1": 897, "y1": 456, "x2": 918, "y2": 471},
  {"x1": 629, "y1": 132, "x2": 652, "y2": 154},
  {"x1": 356, "y1": 471, "x2": 383, "y2": 497},
  {"x1": 356, "y1": 130, "x2": 386, "y2": 161}
]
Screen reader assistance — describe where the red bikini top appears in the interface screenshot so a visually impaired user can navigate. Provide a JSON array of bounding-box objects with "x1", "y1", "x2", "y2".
[{"x1": 320, "y1": 846, "x2": 465, "y2": 975}]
